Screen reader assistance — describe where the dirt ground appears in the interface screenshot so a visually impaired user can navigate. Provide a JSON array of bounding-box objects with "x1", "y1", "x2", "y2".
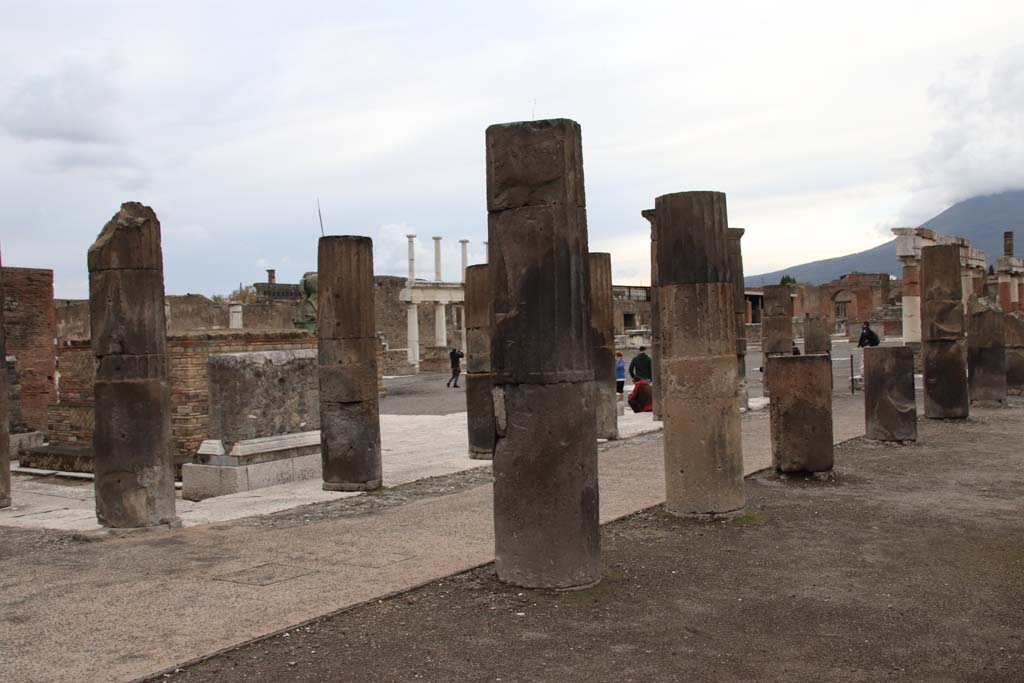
[{"x1": 153, "y1": 404, "x2": 1024, "y2": 683}]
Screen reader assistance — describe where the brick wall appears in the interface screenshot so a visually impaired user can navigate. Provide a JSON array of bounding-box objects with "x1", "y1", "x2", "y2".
[
  {"x1": 49, "y1": 331, "x2": 318, "y2": 465},
  {"x1": 3, "y1": 267, "x2": 56, "y2": 433}
]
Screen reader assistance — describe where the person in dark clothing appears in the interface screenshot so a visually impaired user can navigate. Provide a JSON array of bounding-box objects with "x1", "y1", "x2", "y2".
[
  {"x1": 791, "y1": 342, "x2": 801, "y2": 355},
  {"x1": 446, "y1": 348, "x2": 464, "y2": 388},
  {"x1": 857, "y1": 322, "x2": 880, "y2": 348},
  {"x1": 628, "y1": 346, "x2": 653, "y2": 383},
  {"x1": 627, "y1": 379, "x2": 653, "y2": 413}
]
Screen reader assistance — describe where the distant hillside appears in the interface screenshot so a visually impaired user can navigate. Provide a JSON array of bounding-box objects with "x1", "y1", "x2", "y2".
[{"x1": 746, "y1": 189, "x2": 1024, "y2": 285}]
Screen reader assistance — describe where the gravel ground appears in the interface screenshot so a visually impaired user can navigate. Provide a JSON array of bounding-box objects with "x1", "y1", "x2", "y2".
[{"x1": 153, "y1": 404, "x2": 1024, "y2": 683}]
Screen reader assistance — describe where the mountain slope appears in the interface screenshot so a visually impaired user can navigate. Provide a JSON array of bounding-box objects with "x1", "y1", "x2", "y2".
[{"x1": 746, "y1": 189, "x2": 1024, "y2": 285}]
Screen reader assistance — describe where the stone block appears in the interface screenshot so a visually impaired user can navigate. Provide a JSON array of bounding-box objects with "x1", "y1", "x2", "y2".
[
  {"x1": 466, "y1": 328, "x2": 491, "y2": 374},
  {"x1": 653, "y1": 191, "x2": 730, "y2": 285},
  {"x1": 489, "y1": 203, "x2": 592, "y2": 384},
  {"x1": 863, "y1": 347, "x2": 917, "y2": 441},
  {"x1": 969, "y1": 347, "x2": 1007, "y2": 405},
  {"x1": 319, "y1": 363, "x2": 379, "y2": 404},
  {"x1": 465, "y1": 372, "x2": 495, "y2": 459},
  {"x1": 762, "y1": 285, "x2": 794, "y2": 319},
  {"x1": 182, "y1": 453, "x2": 323, "y2": 501},
  {"x1": 921, "y1": 300, "x2": 965, "y2": 341},
  {"x1": 921, "y1": 244, "x2": 963, "y2": 301},
  {"x1": 317, "y1": 236, "x2": 375, "y2": 340},
  {"x1": 485, "y1": 118, "x2": 585, "y2": 212},
  {"x1": 87, "y1": 202, "x2": 164, "y2": 272},
  {"x1": 804, "y1": 316, "x2": 832, "y2": 355},
  {"x1": 761, "y1": 316, "x2": 794, "y2": 355},
  {"x1": 767, "y1": 355, "x2": 834, "y2": 472},
  {"x1": 93, "y1": 379, "x2": 177, "y2": 527},
  {"x1": 658, "y1": 282, "x2": 734, "y2": 358},
  {"x1": 1006, "y1": 347, "x2": 1024, "y2": 393},
  {"x1": 95, "y1": 353, "x2": 168, "y2": 381},
  {"x1": 89, "y1": 269, "x2": 168, "y2": 357},
  {"x1": 320, "y1": 401, "x2": 382, "y2": 490},
  {"x1": 208, "y1": 350, "x2": 319, "y2": 444},
  {"x1": 923, "y1": 339, "x2": 969, "y2": 419},
  {"x1": 492, "y1": 381, "x2": 600, "y2": 588}
]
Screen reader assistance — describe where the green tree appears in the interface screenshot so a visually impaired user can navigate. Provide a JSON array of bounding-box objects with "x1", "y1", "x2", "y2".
[{"x1": 779, "y1": 275, "x2": 796, "y2": 285}]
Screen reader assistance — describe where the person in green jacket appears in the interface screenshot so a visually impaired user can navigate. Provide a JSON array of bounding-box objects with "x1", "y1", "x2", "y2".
[{"x1": 628, "y1": 346, "x2": 653, "y2": 383}]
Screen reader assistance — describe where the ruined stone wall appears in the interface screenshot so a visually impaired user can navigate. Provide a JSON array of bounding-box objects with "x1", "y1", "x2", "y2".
[
  {"x1": 241, "y1": 301, "x2": 297, "y2": 330},
  {"x1": 2, "y1": 267, "x2": 56, "y2": 433},
  {"x1": 612, "y1": 299, "x2": 652, "y2": 335},
  {"x1": 167, "y1": 294, "x2": 229, "y2": 332},
  {"x1": 48, "y1": 331, "x2": 317, "y2": 464},
  {"x1": 55, "y1": 299, "x2": 90, "y2": 343}
]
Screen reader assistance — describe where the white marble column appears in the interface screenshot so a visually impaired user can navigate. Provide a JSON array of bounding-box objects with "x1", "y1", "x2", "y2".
[{"x1": 407, "y1": 302, "x2": 420, "y2": 366}]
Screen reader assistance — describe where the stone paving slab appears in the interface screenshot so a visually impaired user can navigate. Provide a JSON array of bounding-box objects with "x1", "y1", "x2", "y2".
[{"x1": 0, "y1": 397, "x2": 864, "y2": 683}]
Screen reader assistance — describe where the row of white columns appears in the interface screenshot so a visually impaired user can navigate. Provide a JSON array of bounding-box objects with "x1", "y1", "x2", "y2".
[{"x1": 405, "y1": 234, "x2": 487, "y2": 366}]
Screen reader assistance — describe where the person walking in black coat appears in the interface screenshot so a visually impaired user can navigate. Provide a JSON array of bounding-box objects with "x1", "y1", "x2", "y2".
[{"x1": 446, "y1": 348, "x2": 465, "y2": 388}]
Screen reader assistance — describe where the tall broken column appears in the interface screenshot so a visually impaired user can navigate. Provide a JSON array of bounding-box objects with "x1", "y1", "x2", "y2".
[
  {"x1": 433, "y1": 236, "x2": 447, "y2": 347},
  {"x1": 318, "y1": 236, "x2": 382, "y2": 491},
  {"x1": 761, "y1": 284, "x2": 794, "y2": 396},
  {"x1": 88, "y1": 202, "x2": 176, "y2": 527},
  {"x1": 405, "y1": 234, "x2": 419, "y2": 366},
  {"x1": 802, "y1": 285, "x2": 832, "y2": 356},
  {"x1": 726, "y1": 228, "x2": 748, "y2": 409},
  {"x1": 767, "y1": 355, "x2": 834, "y2": 472},
  {"x1": 0, "y1": 249, "x2": 9, "y2": 509},
  {"x1": 863, "y1": 346, "x2": 917, "y2": 442},
  {"x1": 642, "y1": 209, "x2": 662, "y2": 420},
  {"x1": 967, "y1": 298, "x2": 1006, "y2": 407},
  {"x1": 656, "y1": 191, "x2": 744, "y2": 516},
  {"x1": 487, "y1": 118, "x2": 600, "y2": 588},
  {"x1": 590, "y1": 252, "x2": 618, "y2": 440},
  {"x1": 892, "y1": 227, "x2": 937, "y2": 349},
  {"x1": 464, "y1": 264, "x2": 495, "y2": 459},
  {"x1": 921, "y1": 243, "x2": 969, "y2": 419}
]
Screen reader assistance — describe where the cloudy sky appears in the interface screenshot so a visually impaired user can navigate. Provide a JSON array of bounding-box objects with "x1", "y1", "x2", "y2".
[{"x1": 1, "y1": 1, "x2": 1023, "y2": 298}]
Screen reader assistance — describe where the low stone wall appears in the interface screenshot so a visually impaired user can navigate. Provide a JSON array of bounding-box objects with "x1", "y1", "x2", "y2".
[{"x1": 207, "y1": 349, "x2": 319, "y2": 448}]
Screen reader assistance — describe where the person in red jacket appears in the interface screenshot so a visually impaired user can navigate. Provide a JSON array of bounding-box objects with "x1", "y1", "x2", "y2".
[{"x1": 627, "y1": 379, "x2": 653, "y2": 413}]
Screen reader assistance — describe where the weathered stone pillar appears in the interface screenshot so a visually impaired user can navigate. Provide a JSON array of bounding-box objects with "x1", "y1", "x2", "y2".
[
  {"x1": 590, "y1": 252, "x2": 618, "y2": 440},
  {"x1": 921, "y1": 244, "x2": 969, "y2": 419},
  {"x1": 804, "y1": 315, "x2": 832, "y2": 356},
  {"x1": 464, "y1": 264, "x2": 494, "y2": 459},
  {"x1": 487, "y1": 118, "x2": 600, "y2": 588},
  {"x1": 318, "y1": 236, "x2": 382, "y2": 491},
  {"x1": 406, "y1": 302, "x2": 419, "y2": 366},
  {"x1": 0, "y1": 249, "x2": 9, "y2": 509},
  {"x1": 863, "y1": 346, "x2": 917, "y2": 441},
  {"x1": 767, "y1": 355, "x2": 834, "y2": 472},
  {"x1": 656, "y1": 191, "x2": 744, "y2": 516},
  {"x1": 434, "y1": 303, "x2": 447, "y2": 347},
  {"x1": 761, "y1": 284, "x2": 793, "y2": 396},
  {"x1": 1005, "y1": 312, "x2": 1024, "y2": 395},
  {"x1": 967, "y1": 298, "x2": 1006, "y2": 406},
  {"x1": 228, "y1": 302, "x2": 243, "y2": 329},
  {"x1": 642, "y1": 209, "x2": 662, "y2": 421},
  {"x1": 726, "y1": 227, "x2": 748, "y2": 409},
  {"x1": 88, "y1": 202, "x2": 176, "y2": 527}
]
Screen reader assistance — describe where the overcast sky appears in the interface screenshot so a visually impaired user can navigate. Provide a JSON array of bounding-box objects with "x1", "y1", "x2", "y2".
[{"x1": 2, "y1": 1, "x2": 1023, "y2": 298}]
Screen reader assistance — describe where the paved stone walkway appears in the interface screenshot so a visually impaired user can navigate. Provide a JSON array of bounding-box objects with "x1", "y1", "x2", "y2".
[{"x1": 0, "y1": 396, "x2": 867, "y2": 683}]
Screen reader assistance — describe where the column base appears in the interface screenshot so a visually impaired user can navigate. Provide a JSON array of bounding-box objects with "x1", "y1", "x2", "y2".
[{"x1": 323, "y1": 479, "x2": 382, "y2": 492}]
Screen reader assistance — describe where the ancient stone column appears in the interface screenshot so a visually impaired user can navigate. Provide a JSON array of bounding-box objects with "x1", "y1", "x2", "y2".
[
  {"x1": 1005, "y1": 312, "x2": 1024, "y2": 395},
  {"x1": 487, "y1": 118, "x2": 600, "y2": 588},
  {"x1": 656, "y1": 191, "x2": 744, "y2": 516},
  {"x1": 863, "y1": 346, "x2": 917, "y2": 441},
  {"x1": 804, "y1": 316, "x2": 832, "y2": 355},
  {"x1": 590, "y1": 252, "x2": 618, "y2": 440},
  {"x1": 642, "y1": 209, "x2": 662, "y2": 421},
  {"x1": 318, "y1": 236, "x2": 382, "y2": 491},
  {"x1": 460, "y1": 239, "x2": 469, "y2": 282},
  {"x1": 464, "y1": 264, "x2": 495, "y2": 459},
  {"x1": 0, "y1": 249, "x2": 9, "y2": 509},
  {"x1": 767, "y1": 355, "x2": 834, "y2": 472},
  {"x1": 726, "y1": 227, "x2": 748, "y2": 409},
  {"x1": 406, "y1": 302, "x2": 419, "y2": 366},
  {"x1": 762, "y1": 285, "x2": 794, "y2": 354},
  {"x1": 434, "y1": 303, "x2": 447, "y2": 347},
  {"x1": 88, "y1": 202, "x2": 176, "y2": 528},
  {"x1": 967, "y1": 298, "x2": 1006, "y2": 407},
  {"x1": 921, "y1": 244, "x2": 969, "y2": 419}
]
